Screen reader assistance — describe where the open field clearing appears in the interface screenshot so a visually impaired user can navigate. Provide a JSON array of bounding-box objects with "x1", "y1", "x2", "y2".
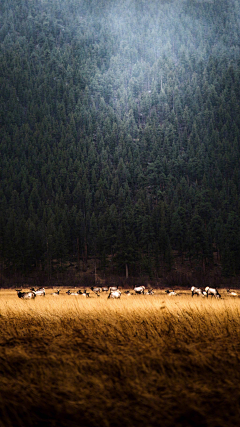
[{"x1": 1, "y1": 289, "x2": 240, "y2": 427}]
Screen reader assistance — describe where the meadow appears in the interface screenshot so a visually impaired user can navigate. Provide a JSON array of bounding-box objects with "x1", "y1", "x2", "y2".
[{"x1": 0, "y1": 289, "x2": 240, "y2": 427}]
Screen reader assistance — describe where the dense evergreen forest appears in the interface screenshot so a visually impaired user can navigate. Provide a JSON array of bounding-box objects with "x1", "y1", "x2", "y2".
[{"x1": 1, "y1": 0, "x2": 240, "y2": 279}]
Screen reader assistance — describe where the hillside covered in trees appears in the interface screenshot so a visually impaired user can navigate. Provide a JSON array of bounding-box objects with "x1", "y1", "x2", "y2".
[{"x1": 1, "y1": 0, "x2": 240, "y2": 281}]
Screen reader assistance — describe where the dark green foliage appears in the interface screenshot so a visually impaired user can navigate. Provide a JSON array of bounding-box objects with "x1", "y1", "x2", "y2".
[
  {"x1": 221, "y1": 212, "x2": 240, "y2": 276},
  {"x1": 1, "y1": 0, "x2": 240, "y2": 276}
]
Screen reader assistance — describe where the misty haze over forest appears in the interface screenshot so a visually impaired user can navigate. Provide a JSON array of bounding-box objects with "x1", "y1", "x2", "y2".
[{"x1": 1, "y1": 0, "x2": 240, "y2": 280}]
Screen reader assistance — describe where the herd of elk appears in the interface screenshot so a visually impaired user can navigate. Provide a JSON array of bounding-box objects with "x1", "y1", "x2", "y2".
[{"x1": 15, "y1": 285, "x2": 237, "y2": 300}]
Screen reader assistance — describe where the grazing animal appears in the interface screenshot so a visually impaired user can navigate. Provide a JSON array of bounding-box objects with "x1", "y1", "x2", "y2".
[
  {"x1": 227, "y1": 289, "x2": 238, "y2": 296},
  {"x1": 35, "y1": 287, "x2": 45, "y2": 296},
  {"x1": 16, "y1": 290, "x2": 36, "y2": 299},
  {"x1": 66, "y1": 290, "x2": 80, "y2": 296},
  {"x1": 205, "y1": 287, "x2": 221, "y2": 298},
  {"x1": 191, "y1": 286, "x2": 205, "y2": 297},
  {"x1": 124, "y1": 290, "x2": 131, "y2": 296},
  {"x1": 108, "y1": 290, "x2": 121, "y2": 299},
  {"x1": 78, "y1": 290, "x2": 90, "y2": 297},
  {"x1": 30, "y1": 287, "x2": 45, "y2": 296},
  {"x1": 134, "y1": 286, "x2": 145, "y2": 294},
  {"x1": 51, "y1": 289, "x2": 60, "y2": 295},
  {"x1": 83, "y1": 290, "x2": 90, "y2": 297},
  {"x1": 101, "y1": 286, "x2": 109, "y2": 292},
  {"x1": 90, "y1": 287, "x2": 101, "y2": 295},
  {"x1": 165, "y1": 290, "x2": 177, "y2": 296},
  {"x1": 145, "y1": 289, "x2": 154, "y2": 295}
]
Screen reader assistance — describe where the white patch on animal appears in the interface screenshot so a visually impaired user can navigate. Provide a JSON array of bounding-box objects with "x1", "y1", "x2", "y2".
[
  {"x1": 109, "y1": 286, "x2": 119, "y2": 292},
  {"x1": 35, "y1": 288, "x2": 45, "y2": 296},
  {"x1": 30, "y1": 287, "x2": 45, "y2": 296},
  {"x1": 108, "y1": 290, "x2": 121, "y2": 299},
  {"x1": 134, "y1": 286, "x2": 145, "y2": 294}
]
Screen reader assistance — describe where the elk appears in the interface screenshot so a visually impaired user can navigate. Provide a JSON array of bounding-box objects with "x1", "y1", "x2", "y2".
[
  {"x1": 227, "y1": 289, "x2": 238, "y2": 296},
  {"x1": 145, "y1": 289, "x2": 154, "y2": 295},
  {"x1": 51, "y1": 289, "x2": 60, "y2": 295},
  {"x1": 35, "y1": 288, "x2": 45, "y2": 296},
  {"x1": 78, "y1": 290, "x2": 90, "y2": 297},
  {"x1": 205, "y1": 287, "x2": 221, "y2": 298},
  {"x1": 191, "y1": 286, "x2": 205, "y2": 297},
  {"x1": 165, "y1": 290, "x2": 177, "y2": 296},
  {"x1": 66, "y1": 290, "x2": 80, "y2": 296},
  {"x1": 16, "y1": 290, "x2": 36, "y2": 299},
  {"x1": 108, "y1": 290, "x2": 121, "y2": 299},
  {"x1": 134, "y1": 286, "x2": 145, "y2": 294}
]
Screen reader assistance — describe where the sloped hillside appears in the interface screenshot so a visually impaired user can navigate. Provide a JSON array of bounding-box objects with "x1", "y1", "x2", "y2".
[{"x1": 1, "y1": 0, "x2": 240, "y2": 279}]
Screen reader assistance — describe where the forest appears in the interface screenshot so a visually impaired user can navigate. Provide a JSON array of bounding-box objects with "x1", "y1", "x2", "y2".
[{"x1": 1, "y1": 0, "x2": 240, "y2": 280}]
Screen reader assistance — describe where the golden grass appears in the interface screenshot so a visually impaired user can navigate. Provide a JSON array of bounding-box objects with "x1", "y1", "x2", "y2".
[{"x1": 0, "y1": 289, "x2": 240, "y2": 427}]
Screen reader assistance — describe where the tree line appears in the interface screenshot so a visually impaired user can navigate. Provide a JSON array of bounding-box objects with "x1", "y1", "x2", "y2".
[{"x1": 1, "y1": 0, "x2": 240, "y2": 277}]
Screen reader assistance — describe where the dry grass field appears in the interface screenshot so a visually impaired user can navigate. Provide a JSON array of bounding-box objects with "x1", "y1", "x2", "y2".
[{"x1": 0, "y1": 288, "x2": 240, "y2": 427}]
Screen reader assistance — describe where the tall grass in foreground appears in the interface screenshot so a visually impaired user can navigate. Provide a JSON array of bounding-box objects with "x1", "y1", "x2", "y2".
[{"x1": 0, "y1": 291, "x2": 240, "y2": 427}]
